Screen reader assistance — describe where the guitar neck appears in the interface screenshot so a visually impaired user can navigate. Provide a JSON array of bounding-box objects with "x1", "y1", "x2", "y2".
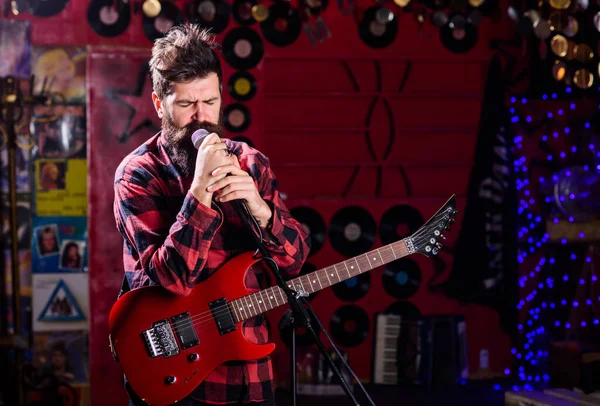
[{"x1": 229, "y1": 238, "x2": 412, "y2": 323}]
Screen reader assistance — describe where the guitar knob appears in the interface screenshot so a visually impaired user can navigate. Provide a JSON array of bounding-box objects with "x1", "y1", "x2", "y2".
[
  {"x1": 448, "y1": 218, "x2": 455, "y2": 225},
  {"x1": 165, "y1": 376, "x2": 176, "y2": 385},
  {"x1": 436, "y1": 242, "x2": 443, "y2": 250},
  {"x1": 188, "y1": 353, "x2": 199, "y2": 362}
]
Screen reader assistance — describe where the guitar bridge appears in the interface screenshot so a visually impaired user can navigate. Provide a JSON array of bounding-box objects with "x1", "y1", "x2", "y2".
[{"x1": 142, "y1": 319, "x2": 180, "y2": 359}]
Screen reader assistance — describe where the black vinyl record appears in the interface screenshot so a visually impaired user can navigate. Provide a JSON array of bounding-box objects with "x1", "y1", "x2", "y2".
[
  {"x1": 190, "y1": 0, "x2": 231, "y2": 34},
  {"x1": 231, "y1": 136, "x2": 254, "y2": 148},
  {"x1": 87, "y1": 0, "x2": 131, "y2": 38},
  {"x1": 290, "y1": 206, "x2": 326, "y2": 257},
  {"x1": 358, "y1": 6, "x2": 398, "y2": 49},
  {"x1": 142, "y1": 1, "x2": 184, "y2": 43},
  {"x1": 382, "y1": 259, "x2": 421, "y2": 299},
  {"x1": 228, "y1": 71, "x2": 257, "y2": 101},
  {"x1": 232, "y1": 0, "x2": 257, "y2": 25},
  {"x1": 385, "y1": 301, "x2": 421, "y2": 320},
  {"x1": 332, "y1": 272, "x2": 370, "y2": 302},
  {"x1": 223, "y1": 27, "x2": 264, "y2": 70},
  {"x1": 379, "y1": 204, "x2": 424, "y2": 245},
  {"x1": 439, "y1": 15, "x2": 478, "y2": 53},
  {"x1": 330, "y1": 305, "x2": 370, "y2": 347},
  {"x1": 28, "y1": 0, "x2": 69, "y2": 17},
  {"x1": 300, "y1": 0, "x2": 330, "y2": 17},
  {"x1": 259, "y1": 2, "x2": 302, "y2": 47},
  {"x1": 328, "y1": 206, "x2": 376, "y2": 257},
  {"x1": 224, "y1": 103, "x2": 251, "y2": 133}
]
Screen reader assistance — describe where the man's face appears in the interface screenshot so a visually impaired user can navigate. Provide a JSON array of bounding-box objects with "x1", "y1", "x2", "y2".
[
  {"x1": 42, "y1": 231, "x2": 55, "y2": 252},
  {"x1": 152, "y1": 73, "x2": 224, "y2": 175}
]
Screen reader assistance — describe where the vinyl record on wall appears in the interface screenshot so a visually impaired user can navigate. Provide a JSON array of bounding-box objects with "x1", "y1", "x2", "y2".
[
  {"x1": 290, "y1": 206, "x2": 326, "y2": 257},
  {"x1": 358, "y1": 6, "x2": 398, "y2": 49},
  {"x1": 330, "y1": 305, "x2": 370, "y2": 347},
  {"x1": 439, "y1": 13, "x2": 478, "y2": 53},
  {"x1": 382, "y1": 259, "x2": 421, "y2": 299},
  {"x1": 190, "y1": 0, "x2": 231, "y2": 34},
  {"x1": 224, "y1": 103, "x2": 251, "y2": 133},
  {"x1": 259, "y1": 2, "x2": 302, "y2": 47},
  {"x1": 232, "y1": 0, "x2": 257, "y2": 25},
  {"x1": 223, "y1": 27, "x2": 265, "y2": 70},
  {"x1": 87, "y1": 0, "x2": 131, "y2": 38},
  {"x1": 385, "y1": 300, "x2": 421, "y2": 320},
  {"x1": 379, "y1": 205, "x2": 424, "y2": 245},
  {"x1": 332, "y1": 273, "x2": 371, "y2": 301},
  {"x1": 300, "y1": 0, "x2": 330, "y2": 17},
  {"x1": 142, "y1": 1, "x2": 184, "y2": 42},
  {"x1": 27, "y1": 0, "x2": 70, "y2": 17},
  {"x1": 228, "y1": 71, "x2": 257, "y2": 101},
  {"x1": 328, "y1": 206, "x2": 376, "y2": 257},
  {"x1": 231, "y1": 136, "x2": 254, "y2": 148}
]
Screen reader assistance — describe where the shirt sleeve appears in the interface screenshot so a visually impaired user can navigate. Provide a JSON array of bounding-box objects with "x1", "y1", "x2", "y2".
[
  {"x1": 113, "y1": 175, "x2": 222, "y2": 296},
  {"x1": 252, "y1": 154, "x2": 310, "y2": 278}
]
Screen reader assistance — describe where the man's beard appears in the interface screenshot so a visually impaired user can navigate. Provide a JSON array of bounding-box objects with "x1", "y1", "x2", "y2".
[{"x1": 162, "y1": 110, "x2": 224, "y2": 177}]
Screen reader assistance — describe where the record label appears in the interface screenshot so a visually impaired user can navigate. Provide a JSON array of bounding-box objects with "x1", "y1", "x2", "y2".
[
  {"x1": 290, "y1": 206, "x2": 326, "y2": 257},
  {"x1": 87, "y1": 0, "x2": 131, "y2": 38},
  {"x1": 228, "y1": 71, "x2": 257, "y2": 101},
  {"x1": 439, "y1": 14, "x2": 478, "y2": 53},
  {"x1": 382, "y1": 259, "x2": 421, "y2": 299},
  {"x1": 232, "y1": 0, "x2": 257, "y2": 25},
  {"x1": 330, "y1": 305, "x2": 370, "y2": 347},
  {"x1": 224, "y1": 103, "x2": 251, "y2": 133},
  {"x1": 223, "y1": 27, "x2": 265, "y2": 70},
  {"x1": 259, "y1": 2, "x2": 302, "y2": 47},
  {"x1": 328, "y1": 206, "x2": 376, "y2": 257},
  {"x1": 191, "y1": 0, "x2": 231, "y2": 34},
  {"x1": 358, "y1": 6, "x2": 398, "y2": 49},
  {"x1": 332, "y1": 273, "x2": 370, "y2": 301},
  {"x1": 379, "y1": 204, "x2": 424, "y2": 245},
  {"x1": 142, "y1": 1, "x2": 184, "y2": 43}
]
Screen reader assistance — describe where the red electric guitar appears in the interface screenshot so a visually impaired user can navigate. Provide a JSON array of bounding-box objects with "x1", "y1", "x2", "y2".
[{"x1": 108, "y1": 195, "x2": 458, "y2": 405}]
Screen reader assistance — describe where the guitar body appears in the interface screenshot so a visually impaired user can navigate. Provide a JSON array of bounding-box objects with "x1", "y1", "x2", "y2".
[{"x1": 108, "y1": 252, "x2": 276, "y2": 406}]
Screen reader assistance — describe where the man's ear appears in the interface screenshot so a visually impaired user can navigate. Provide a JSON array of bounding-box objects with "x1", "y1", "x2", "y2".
[{"x1": 151, "y1": 92, "x2": 163, "y2": 119}]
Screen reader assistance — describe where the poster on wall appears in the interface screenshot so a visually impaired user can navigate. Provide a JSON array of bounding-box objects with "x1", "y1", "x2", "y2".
[
  {"x1": 32, "y1": 273, "x2": 88, "y2": 332},
  {"x1": 31, "y1": 46, "x2": 87, "y2": 103},
  {"x1": 32, "y1": 216, "x2": 87, "y2": 273},
  {"x1": 1, "y1": 143, "x2": 32, "y2": 193},
  {"x1": 31, "y1": 105, "x2": 86, "y2": 159},
  {"x1": 4, "y1": 249, "x2": 32, "y2": 296},
  {"x1": 34, "y1": 159, "x2": 87, "y2": 216},
  {"x1": 32, "y1": 331, "x2": 89, "y2": 384},
  {"x1": 0, "y1": 20, "x2": 31, "y2": 78}
]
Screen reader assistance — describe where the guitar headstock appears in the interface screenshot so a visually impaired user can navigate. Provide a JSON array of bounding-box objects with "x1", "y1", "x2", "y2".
[{"x1": 407, "y1": 195, "x2": 458, "y2": 257}]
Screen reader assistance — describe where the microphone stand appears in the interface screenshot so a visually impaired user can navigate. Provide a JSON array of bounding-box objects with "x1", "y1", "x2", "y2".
[{"x1": 232, "y1": 200, "x2": 374, "y2": 406}]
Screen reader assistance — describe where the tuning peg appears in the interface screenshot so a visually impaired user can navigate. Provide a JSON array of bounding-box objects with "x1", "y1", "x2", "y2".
[
  {"x1": 444, "y1": 225, "x2": 451, "y2": 231},
  {"x1": 453, "y1": 209, "x2": 459, "y2": 216},
  {"x1": 435, "y1": 242, "x2": 443, "y2": 250},
  {"x1": 440, "y1": 234, "x2": 447, "y2": 240},
  {"x1": 448, "y1": 218, "x2": 455, "y2": 225},
  {"x1": 432, "y1": 248, "x2": 438, "y2": 255}
]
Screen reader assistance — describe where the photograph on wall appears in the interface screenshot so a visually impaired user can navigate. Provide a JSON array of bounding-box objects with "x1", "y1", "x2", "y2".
[
  {"x1": 1, "y1": 136, "x2": 32, "y2": 193},
  {"x1": 32, "y1": 273, "x2": 88, "y2": 332},
  {"x1": 31, "y1": 46, "x2": 87, "y2": 103},
  {"x1": 32, "y1": 331, "x2": 89, "y2": 384},
  {"x1": 0, "y1": 20, "x2": 31, "y2": 78},
  {"x1": 31, "y1": 105, "x2": 86, "y2": 159},
  {"x1": 35, "y1": 159, "x2": 87, "y2": 216},
  {"x1": 32, "y1": 216, "x2": 87, "y2": 273},
  {"x1": 1, "y1": 194, "x2": 32, "y2": 250}
]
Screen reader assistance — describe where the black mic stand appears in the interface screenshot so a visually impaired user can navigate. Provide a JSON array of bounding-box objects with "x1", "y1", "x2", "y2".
[{"x1": 231, "y1": 200, "x2": 375, "y2": 406}]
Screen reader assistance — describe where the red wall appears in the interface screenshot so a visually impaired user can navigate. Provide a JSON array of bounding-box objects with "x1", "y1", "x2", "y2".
[{"x1": 5, "y1": 0, "x2": 516, "y2": 403}]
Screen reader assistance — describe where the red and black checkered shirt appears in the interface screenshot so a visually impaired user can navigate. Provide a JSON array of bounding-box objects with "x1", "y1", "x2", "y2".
[{"x1": 113, "y1": 132, "x2": 310, "y2": 404}]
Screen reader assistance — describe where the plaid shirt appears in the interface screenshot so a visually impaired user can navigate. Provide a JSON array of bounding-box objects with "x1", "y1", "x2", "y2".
[{"x1": 113, "y1": 132, "x2": 310, "y2": 404}]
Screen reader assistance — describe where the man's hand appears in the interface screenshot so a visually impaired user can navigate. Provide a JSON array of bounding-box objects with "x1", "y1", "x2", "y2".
[
  {"x1": 189, "y1": 133, "x2": 233, "y2": 207},
  {"x1": 207, "y1": 164, "x2": 272, "y2": 227}
]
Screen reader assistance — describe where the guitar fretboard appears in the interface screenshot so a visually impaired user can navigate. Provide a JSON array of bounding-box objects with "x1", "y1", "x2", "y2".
[{"x1": 228, "y1": 239, "x2": 410, "y2": 323}]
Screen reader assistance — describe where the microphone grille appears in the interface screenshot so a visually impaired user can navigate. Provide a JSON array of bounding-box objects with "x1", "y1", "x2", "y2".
[{"x1": 191, "y1": 129, "x2": 210, "y2": 149}]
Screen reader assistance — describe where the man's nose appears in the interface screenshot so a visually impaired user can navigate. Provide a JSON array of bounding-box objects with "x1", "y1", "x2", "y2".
[{"x1": 191, "y1": 104, "x2": 208, "y2": 122}]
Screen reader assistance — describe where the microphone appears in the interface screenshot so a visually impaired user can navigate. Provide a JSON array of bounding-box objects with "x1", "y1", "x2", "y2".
[{"x1": 191, "y1": 128, "x2": 211, "y2": 149}]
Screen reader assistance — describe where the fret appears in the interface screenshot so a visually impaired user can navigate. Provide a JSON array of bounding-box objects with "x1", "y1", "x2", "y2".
[
  {"x1": 324, "y1": 268, "x2": 332, "y2": 286},
  {"x1": 303, "y1": 275, "x2": 313, "y2": 293},
  {"x1": 390, "y1": 245, "x2": 397, "y2": 259},
  {"x1": 255, "y1": 292, "x2": 264, "y2": 313},
  {"x1": 330, "y1": 266, "x2": 340, "y2": 282},
  {"x1": 270, "y1": 287, "x2": 279, "y2": 306},
  {"x1": 261, "y1": 290, "x2": 270, "y2": 311},
  {"x1": 238, "y1": 299, "x2": 248, "y2": 320},
  {"x1": 365, "y1": 254, "x2": 372, "y2": 270},
  {"x1": 243, "y1": 295, "x2": 254, "y2": 317},
  {"x1": 353, "y1": 257, "x2": 360, "y2": 274},
  {"x1": 231, "y1": 302, "x2": 240, "y2": 323},
  {"x1": 278, "y1": 286, "x2": 286, "y2": 303},
  {"x1": 343, "y1": 261, "x2": 351, "y2": 278},
  {"x1": 265, "y1": 289, "x2": 273, "y2": 310},
  {"x1": 315, "y1": 271, "x2": 323, "y2": 289},
  {"x1": 376, "y1": 248, "x2": 385, "y2": 263}
]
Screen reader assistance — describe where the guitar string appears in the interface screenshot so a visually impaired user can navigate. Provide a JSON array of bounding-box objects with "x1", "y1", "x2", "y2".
[
  {"x1": 167, "y1": 228, "x2": 444, "y2": 333},
  {"x1": 167, "y1": 241, "x2": 413, "y2": 332}
]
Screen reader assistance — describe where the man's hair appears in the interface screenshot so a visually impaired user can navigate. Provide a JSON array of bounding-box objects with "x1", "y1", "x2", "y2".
[{"x1": 149, "y1": 24, "x2": 222, "y2": 100}]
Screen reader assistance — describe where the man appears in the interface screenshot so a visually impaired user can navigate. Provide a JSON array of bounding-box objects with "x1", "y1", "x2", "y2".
[{"x1": 112, "y1": 23, "x2": 310, "y2": 405}]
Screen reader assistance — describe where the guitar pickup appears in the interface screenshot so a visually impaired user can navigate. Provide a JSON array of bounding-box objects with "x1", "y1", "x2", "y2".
[
  {"x1": 171, "y1": 312, "x2": 200, "y2": 349},
  {"x1": 209, "y1": 298, "x2": 237, "y2": 335}
]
